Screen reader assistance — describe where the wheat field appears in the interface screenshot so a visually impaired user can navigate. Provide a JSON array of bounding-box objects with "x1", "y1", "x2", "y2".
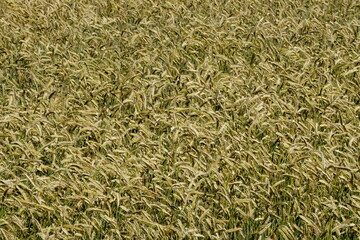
[{"x1": 0, "y1": 0, "x2": 359, "y2": 239}]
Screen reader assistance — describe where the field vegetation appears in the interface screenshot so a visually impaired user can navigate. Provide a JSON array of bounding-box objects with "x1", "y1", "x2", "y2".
[{"x1": 0, "y1": 0, "x2": 359, "y2": 239}]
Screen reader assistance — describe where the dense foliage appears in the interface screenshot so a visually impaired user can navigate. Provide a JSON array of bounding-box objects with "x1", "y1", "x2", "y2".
[{"x1": 0, "y1": 0, "x2": 359, "y2": 239}]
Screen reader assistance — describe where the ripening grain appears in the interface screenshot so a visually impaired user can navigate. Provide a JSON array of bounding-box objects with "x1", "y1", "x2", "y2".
[{"x1": 0, "y1": 0, "x2": 359, "y2": 239}]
